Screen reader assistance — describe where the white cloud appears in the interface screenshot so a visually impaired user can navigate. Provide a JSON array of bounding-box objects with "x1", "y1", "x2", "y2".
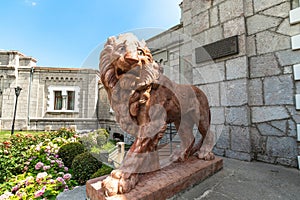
[{"x1": 25, "y1": 0, "x2": 37, "y2": 6}]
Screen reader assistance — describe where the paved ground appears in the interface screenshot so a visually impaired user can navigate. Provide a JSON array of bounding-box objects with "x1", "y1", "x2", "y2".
[
  {"x1": 170, "y1": 158, "x2": 300, "y2": 200},
  {"x1": 57, "y1": 157, "x2": 300, "y2": 200}
]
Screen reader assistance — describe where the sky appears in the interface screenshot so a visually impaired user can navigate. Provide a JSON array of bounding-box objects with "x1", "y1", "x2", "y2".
[{"x1": 0, "y1": 0, "x2": 182, "y2": 69}]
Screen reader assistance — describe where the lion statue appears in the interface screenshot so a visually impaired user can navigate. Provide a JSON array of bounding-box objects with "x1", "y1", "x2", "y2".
[{"x1": 99, "y1": 33, "x2": 215, "y2": 196}]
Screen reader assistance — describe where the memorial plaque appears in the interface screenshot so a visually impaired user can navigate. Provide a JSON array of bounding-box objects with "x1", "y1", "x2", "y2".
[{"x1": 195, "y1": 35, "x2": 239, "y2": 63}]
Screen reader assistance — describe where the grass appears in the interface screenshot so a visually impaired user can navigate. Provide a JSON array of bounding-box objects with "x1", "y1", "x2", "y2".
[{"x1": 0, "y1": 130, "x2": 46, "y2": 142}]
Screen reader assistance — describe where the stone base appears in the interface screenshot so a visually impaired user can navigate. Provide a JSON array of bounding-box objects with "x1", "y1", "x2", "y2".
[{"x1": 86, "y1": 156, "x2": 223, "y2": 200}]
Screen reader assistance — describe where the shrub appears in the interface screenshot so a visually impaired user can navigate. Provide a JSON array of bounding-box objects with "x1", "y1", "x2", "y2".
[
  {"x1": 96, "y1": 134, "x2": 107, "y2": 147},
  {"x1": 72, "y1": 152, "x2": 102, "y2": 185},
  {"x1": 58, "y1": 142, "x2": 85, "y2": 168},
  {"x1": 48, "y1": 127, "x2": 76, "y2": 140},
  {"x1": 96, "y1": 129, "x2": 109, "y2": 147},
  {"x1": 101, "y1": 141, "x2": 116, "y2": 152},
  {"x1": 91, "y1": 164, "x2": 113, "y2": 179},
  {"x1": 80, "y1": 129, "x2": 110, "y2": 150},
  {"x1": 79, "y1": 133, "x2": 97, "y2": 151}
]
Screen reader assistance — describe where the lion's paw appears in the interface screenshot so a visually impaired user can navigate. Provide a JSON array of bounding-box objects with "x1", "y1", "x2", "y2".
[
  {"x1": 196, "y1": 151, "x2": 215, "y2": 161},
  {"x1": 169, "y1": 150, "x2": 188, "y2": 162},
  {"x1": 102, "y1": 170, "x2": 139, "y2": 197}
]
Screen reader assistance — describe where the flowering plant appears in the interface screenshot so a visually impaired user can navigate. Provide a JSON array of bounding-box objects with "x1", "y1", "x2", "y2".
[{"x1": 0, "y1": 128, "x2": 79, "y2": 199}]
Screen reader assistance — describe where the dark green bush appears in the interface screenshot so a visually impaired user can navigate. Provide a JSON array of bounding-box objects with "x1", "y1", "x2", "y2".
[
  {"x1": 72, "y1": 152, "x2": 102, "y2": 185},
  {"x1": 58, "y1": 142, "x2": 85, "y2": 168},
  {"x1": 91, "y1": 164, "x2": 113, "y2": 179},
  {"x1": 96, "y1": 134, "x2": 108, "y2": 147}
]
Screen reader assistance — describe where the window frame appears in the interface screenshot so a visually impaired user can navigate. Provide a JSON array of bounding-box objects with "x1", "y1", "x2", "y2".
[{"x1": 47, "y1": 86, "x2": 80, "y2": 113}]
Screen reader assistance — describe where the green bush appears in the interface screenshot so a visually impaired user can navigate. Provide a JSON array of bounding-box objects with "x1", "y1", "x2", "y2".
[
  {"x1": 72, "y1": 152, "x2": 102, "y2": 185},
  {"x1": 48, "y1": 127, "x2": 76, "y2": 140},
  {"x1": 96, "y1": 129, "x2": 109, "y2": 147},
  {"x1": 80, "y1": 129, "x2": 110, "y2": 150},
  {"x1": 100, "y1": 141, "x2": 116, "y2": 152},
  {"x1": 96, "y1": 134, "x2": 108, "y2": 147},
  {"x1": 79, "y1": 133, "x2": 97, "y2": 150},
  {"x1": 91, "y1": 164, "x2": 113, "y2": 179},
  {"x1": 58, "y1": 142, "x2": 85, "y2": 168}
]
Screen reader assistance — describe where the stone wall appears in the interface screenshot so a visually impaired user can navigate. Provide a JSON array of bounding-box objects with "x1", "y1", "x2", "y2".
[
  {"x1": 246, "y1": 0, "x2": 298, "y2": 167},
  {"x1": 147, "y1": 0, "x2": 300, "y2": 167}
]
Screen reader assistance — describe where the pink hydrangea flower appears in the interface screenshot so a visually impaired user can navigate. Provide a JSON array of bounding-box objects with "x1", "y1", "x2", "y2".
[
  {"x1": 36, "y1": 172, "x2": 48, "y2": 183},
  {"x1": 11, "y1": 185, "x2": 19, "y2": 192},
  {"x1": 63, "y1": 173, "x2": 72, "y2": 181},
  {"x1": 0, "y1": 191, "x2": 13, "y2": 200},
  {"x1": 25, "y1": 176, "x2": 34, "y2": 186},
  {"x1": 35, "y1": 162, "x2": 44, "y2": 170},
  {"x1": 23, "y1": 166, "x2": 28, "y2": 172},
  {"x1": 35, "y1": 146, "x2": 41, "y2": 151},
  {"x1": 43, "y1": 165, "x2": 50, "y2": 171},
  {"x1": 56, "y1": 177, "x2": 66, "y2": 185},
  {"x1": 64, "y1": 167, "x2": 68, "y2": 172},
  {"x1": 34, "y1": 186, "x2": 46, "y2": 198},
  {"x1": 16, "y1": 191, "x2": 24, "y2": 198}
]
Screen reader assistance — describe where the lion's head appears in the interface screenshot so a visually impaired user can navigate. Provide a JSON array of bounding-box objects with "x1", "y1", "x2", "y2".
[{"x1": 99, "y1": 33, "x2": 154, "y2": 90}]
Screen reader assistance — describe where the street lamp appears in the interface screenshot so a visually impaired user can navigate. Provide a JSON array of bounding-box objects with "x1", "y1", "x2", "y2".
[{"x1": 11, "y1": 86, "x2": 22, "y2": 135}]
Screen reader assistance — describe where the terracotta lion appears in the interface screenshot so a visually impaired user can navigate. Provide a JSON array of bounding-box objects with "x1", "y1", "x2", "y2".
[{"x1": 99, "y1": 33, "x2": 215, "y2": 196}]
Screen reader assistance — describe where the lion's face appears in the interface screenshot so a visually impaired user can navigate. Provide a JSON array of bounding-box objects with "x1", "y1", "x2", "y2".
[
  {"x1": 107, "y1": 33, "x2": 153, "y2": 78},
  {"x1": 100, "y1": 33, "x2": 159, "y2": 94},
  {"x1": 100, "y1": 33, "x2": 153, "y2": 79}
]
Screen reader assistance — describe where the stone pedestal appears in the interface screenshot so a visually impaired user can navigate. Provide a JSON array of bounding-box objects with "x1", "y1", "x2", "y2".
[{"x1": 86, "y1": 156, "x2": 223, "y2": 200}]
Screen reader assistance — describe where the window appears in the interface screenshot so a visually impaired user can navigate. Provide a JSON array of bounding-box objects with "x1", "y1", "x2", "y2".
[
  {"x1": 47, "y1": 86, "x2": 80, "y2": 113},
  {"x1": 67, "y1": 91, "x2": 75, "y2": 110},
  {"x1": 54, "y1": 91, "x2": 62, "y2": 110}
]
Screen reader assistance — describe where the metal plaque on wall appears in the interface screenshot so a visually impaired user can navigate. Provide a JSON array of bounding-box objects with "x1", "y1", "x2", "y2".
[{"x1": 195, "y1": 35, "x2": 239, "y2": 63}]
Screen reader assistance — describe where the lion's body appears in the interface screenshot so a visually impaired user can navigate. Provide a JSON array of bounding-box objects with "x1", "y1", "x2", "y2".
[
  {"x1": 99, "y1": 33, "x2": 214, "y2": 196},
  {"x1": 146, "y1": 74, "x2": 211, "y2": 160}
]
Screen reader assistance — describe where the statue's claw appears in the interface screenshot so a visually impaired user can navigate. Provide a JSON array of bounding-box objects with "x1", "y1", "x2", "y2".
[
  {"x1": 196, "y1": 151, "x2": 215, "y2": 161},
  {"x1": 102, "y1": 170, "x2": 139, "y2": 197}
]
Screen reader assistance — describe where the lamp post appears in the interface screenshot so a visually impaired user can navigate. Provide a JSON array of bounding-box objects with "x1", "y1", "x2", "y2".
[{"x1": 11, "y1": 86, "x2": 22, "y2": 135}]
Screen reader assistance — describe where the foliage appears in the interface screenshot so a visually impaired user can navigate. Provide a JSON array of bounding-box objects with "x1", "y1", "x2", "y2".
[
  {"x1": 79, "y1": 133, "x2": 97, "y2": 151},
  {"x1": 71, "y1": 152, "x2": 102, "y2": 185},
  {"x1": 91, "y1": 164, "x2": 113, "y2": 179},
  {"x1": 96, "y1": 129, "x2": 109, "y2": 147},
  {"x1": 79, "y1": 128, "x2": 110, "y2": 150},
  {"x1": 90, "y1": 146, "x2": 101, "y2": 154},
  {"x1": 0, "y1": 127, "x2": 79, "y2": 199},
  {"x1": 0, "y1": 131, "x2": 45, "y2": 143},
  {"x1": 47, "y1": 127, "x2": 76, "y2": 140},
  {"x1": 58, "y1": 142, "x2": 85, "y2": 168},
  {"x1": 100, "y1": 141, "x2": 116, "y2": 152}
]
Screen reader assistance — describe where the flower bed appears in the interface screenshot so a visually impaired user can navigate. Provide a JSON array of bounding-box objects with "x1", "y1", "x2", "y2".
[
  {"x1": 0, "y1": 128, "x2": 114, "y2": 200},
  {"x1": 0, "y1": 128, "x2": 79, "y2": 200}
]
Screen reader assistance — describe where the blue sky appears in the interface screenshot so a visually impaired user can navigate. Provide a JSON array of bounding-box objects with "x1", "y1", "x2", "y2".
[{"x1": 0, "y1": 0, "x2": 182, "y2": 68}]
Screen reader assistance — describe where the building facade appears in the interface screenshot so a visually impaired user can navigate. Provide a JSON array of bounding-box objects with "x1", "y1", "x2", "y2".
[
  {"x1": 147, "y1": 0, "x2": 300, "y2": 167},
  {"x1": 0, "y1": 51, "x2": 100, "y2": 131}
]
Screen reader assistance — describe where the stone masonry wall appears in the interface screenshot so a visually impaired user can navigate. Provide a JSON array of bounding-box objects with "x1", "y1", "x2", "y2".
[
  {"x1": 246, "y1": 0, "x2": 299, "y2": 167},
  {"x1": 185, "y1": 0, "x2": 252, "y2": 161},
  {"x1": 184, "y1": 0, "x2": 298, "y2": 167},
  {"x1": 147, "y1": 0, "x2": 299, "y2": 167}
]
